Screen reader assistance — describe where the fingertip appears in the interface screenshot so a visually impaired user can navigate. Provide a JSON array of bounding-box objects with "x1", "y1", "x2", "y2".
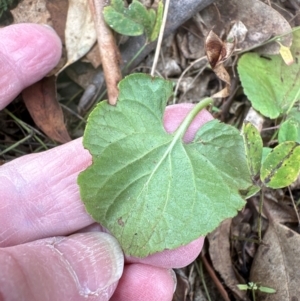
[
  {"x1": 0, "y1": 232, "x2": 124, "y2": 301},
  {"x1": 164, "y1": 104, "x2": 214, "y2": 143},
  {"x1": 126, "y1": 237, "x2": 204, "y2": 269},
  {"x1": 111, "y1": 264, "x2": 176, "y2": 301},
  {"x1": 0, "y1": 23, "x2": 62, "y2": 109}
]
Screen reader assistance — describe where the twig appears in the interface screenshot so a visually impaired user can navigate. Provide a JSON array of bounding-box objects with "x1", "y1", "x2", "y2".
[
  {"x1": 288, "y1": 185, "x2": 300, "y2": 227},
  {"x1": 90, "y1": 0, "x2": 122, "y2": 105},
  {"x1": 173, "y1": 56, "x2": 207, "y2": 103},
  {"x1": 151, "y1": 0, "x2": 171, "y2": 76}
]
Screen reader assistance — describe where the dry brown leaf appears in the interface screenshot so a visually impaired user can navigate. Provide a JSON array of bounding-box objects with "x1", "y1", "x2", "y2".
[
  {"x1": 45, "y1": 0, "x2": 69, "y2": 74},
  {"x1": 62, "y1": 0, "x2": 97, "y2": 71},
  {"x1": 205, "y1": 30, "x2": 235, "y2": 68},
  {"x1": 250, "y1": 221, "x2": 300, "y2": 300},
  {"x1": 210, "y1": 64, "x2": 231, "y2": 98},
  {"x1": 252, "y1": 197, "x2": 298, "y2": 224},
  {"x1": 208, "y1": 219, "x2": 249, "y2": 301},
  {"x1": 22, "y1": 76, "x2": 71, "y2": 144},
  {"x1": 200, "y1": 0, "x2": 292, "y2": 54},
  {"x1": 205, "y1": 31, "x2": 233, "y2": 98},
  {"x1": 84, "y1": 43, "x2": 102, "y2": 68},
  {"x1": 11, "y1": 0, "x2": 51, "y2": 25},
  {"x1": 46, "y1": 0, "x2": 68, "y2": 42},
  {"x1": 90, "y1": 0, "x2": 122, "y2": 105}
]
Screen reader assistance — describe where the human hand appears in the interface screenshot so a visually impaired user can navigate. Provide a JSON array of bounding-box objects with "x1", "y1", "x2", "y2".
[{"x1": 0, "y1": 24, "x2": 212, "y2": 301}]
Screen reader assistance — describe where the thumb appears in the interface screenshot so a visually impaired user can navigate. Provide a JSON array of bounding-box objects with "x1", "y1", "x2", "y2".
[
  {"x1": 0, "y1": 232, "x2": 124, "y2": 301},
  {"x1": 0, "y1": 23, "x2": 61, "y2": 109}
]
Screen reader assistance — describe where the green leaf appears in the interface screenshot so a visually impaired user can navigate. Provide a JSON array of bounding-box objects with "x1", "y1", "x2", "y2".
[
  {"x1": 103, "y1": 0, "x2": 162, "y2": 40},
  {"x1": 238, "y1": 29, "x2": 300, "y2": 119},
  {"x1": 260, "y1": 141, "x2": 300, "y2": 188},
  {"x1": 237, "y1": 284, "x2": 249, "y2": 291},
  {"x1": 150, "y1": 0, "x2": 163, "y2": 42},
  {"x1": 258, "y1": 286, "x2": 276, "y2": 294},
  {"x1": 262, "y1": 147, "x2": 272, "y2": 164},
  {"x1": 242, "y1": 121, "x2": 263, "y2": 178},
  {"x1": 78, "y1": 73, "x2": 252, "y2": 257},
  {"x1": 103, "y1": 3, "x2": 144, "y2": 36},
  {"x1": 278, "y1": 118, "x2": 300, "y2": 143},
  {"x1": 125, "y1": 0, "x2": 152, "y2": 37}
]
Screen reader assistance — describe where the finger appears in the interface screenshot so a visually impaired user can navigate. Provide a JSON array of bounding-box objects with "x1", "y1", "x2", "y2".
[
  {"x1": 0, "y1": 232, "x2": 124, "y2": 301},
  {"x1": 126, "y1": 236, "x2": 204, "y2": 269},
  {"x1": 0, "y1": 105, "x2": 213, "y2": 247},
  {"x1": 73, "y1": 224, "x2": 204, "y2": 269},
  {"x1": 164, "y1": 103, "x2": 213, "y2": 142},
  {"x1": 0, "y1": 23, "x2": 61, "y2": 110},
  {"x1": 110, "y1": 264, "x2": 176, "y2": 301},
  {"x1": 0, "y1": 138, "x2": 93, "y2": 247}
]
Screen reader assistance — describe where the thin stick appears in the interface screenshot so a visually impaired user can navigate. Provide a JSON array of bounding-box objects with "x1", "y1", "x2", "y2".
[
  {"x1": 90, "y1": 0, "x2": 122, "y2": 105},
  {"x1": 288, "y1": 185, "x2": 300, "y2": 226},
  {"x1": 258, "y1": 187, "x2": 265, "y2": 243},
  {"x1": 151, "y1": 0, "x2": 170, "y2": 77},
  {"x1": 173, "y1": 56, "x2": 207, "y2": 103}
]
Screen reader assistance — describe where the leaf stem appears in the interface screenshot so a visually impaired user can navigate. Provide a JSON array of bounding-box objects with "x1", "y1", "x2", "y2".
[{"x1": 174, "y1": 98, "x2": 213, "y2": 139}]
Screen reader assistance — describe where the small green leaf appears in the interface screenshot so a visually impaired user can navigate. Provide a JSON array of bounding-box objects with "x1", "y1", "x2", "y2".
[
  {"x1": 258, "y1": 286, "x2": 276, "y2": 293},
  {"x1": 110, "y1": 0, "x2": 124, "y2": 12},
  {"x1": 242, "y1": 121, "x2": 263, "y2": 178},
  {"x1": 150, "y1": 0, "x2": 163, "y2": 41},
  {"x1": 125, "y1": 0, "x2": 152, "y2": 37},
  {"x1": 78, "y1": 73, "x2": 252, "y2": 257},
  {"x1": 279, "y1": 118, "x2": 300, "y2": 143},
  {"x1": 260, "y1": 141, "x2": 300, "y2": 188},
  {"x1": 103, "y1": 3, "x2": 144, "y2": 36},
  {"x1": 237, "y1": 284, "x2": 249, "y2": 291},
  {"x1": 103, "y1": 0, "x2": 162, "y2": 41},
  {"x1": 238, "y1": 29, "x2": 300, "y2": 119}
]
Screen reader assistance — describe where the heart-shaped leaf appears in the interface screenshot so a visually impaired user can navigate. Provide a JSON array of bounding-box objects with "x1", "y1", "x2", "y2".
[
  {"x1": 103, "y1": 0, "x2": 160, "y2": 40},
  {"x1": 237, "y1": 29, "x2": 300, "y2": 119},
  {"x1": 78, "y1": 73, "x2": 252, "y2": 257}
]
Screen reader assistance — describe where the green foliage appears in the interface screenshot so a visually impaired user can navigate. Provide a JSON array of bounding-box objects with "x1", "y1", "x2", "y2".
[
  {"x1": 242, "y1": 121, "x2": 263, "y2": 178},
  {"x1": 278, "y1": 118, "x2": 300, "y2": 143},
  {"x1": 260, "y1": 141, "x2": 300, "y2": 188},
  {"x1": 237, "y1": 282, "x2": 276, "y2": 294},
  {"x1": 78, "y1": 73, "x2": 252, "y2": 257},
  {"x1": 237, "y1": 29, "x2": 300, "y2": 119},
  {"x1": 242, "y1": 121, "x2": 300, "y2": 189},
  {"x1": 103, "y1": 0, "x2": 163, "y2": 41}
]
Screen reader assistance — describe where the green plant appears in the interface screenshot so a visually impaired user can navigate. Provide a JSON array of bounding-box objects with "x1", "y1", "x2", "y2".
[
  {"x1": 237, "y1": 282, "x2": 276, "y2": 301},
  {"x1": 77, "y1": 73, "x2": 253, "y2": 257},
  {"x1": 103, "y1": 0, "x2": 163, "y2": 42}
]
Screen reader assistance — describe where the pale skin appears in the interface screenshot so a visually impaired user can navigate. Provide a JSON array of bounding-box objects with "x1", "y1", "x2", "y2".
[{"x1": 0, "y1": 24, "x2": 213, "y2": 301}]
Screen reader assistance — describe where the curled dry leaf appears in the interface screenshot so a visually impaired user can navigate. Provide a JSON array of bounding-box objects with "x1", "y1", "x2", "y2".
[
  {"x1": 205, "y1": 30, "x2": 235, "y2": 68},
  {"x1": 205, "y1": 30, "x2": 234, "y2": 97},
  {"x1": 208, "y1": 219, "x2": 249, "y2": 301},
  {"x1": 200, "y1": 0, "x2": 292, "y2": 54},
  {"x1": 62, "y1": 0, "x2": 97, "y2": 72},
  {"x1": 250, "y1": 221, "x2": 300, "y2": 301},
  {"x1": 22, "y1": 76, "x2": 71, "y2": 144}
]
